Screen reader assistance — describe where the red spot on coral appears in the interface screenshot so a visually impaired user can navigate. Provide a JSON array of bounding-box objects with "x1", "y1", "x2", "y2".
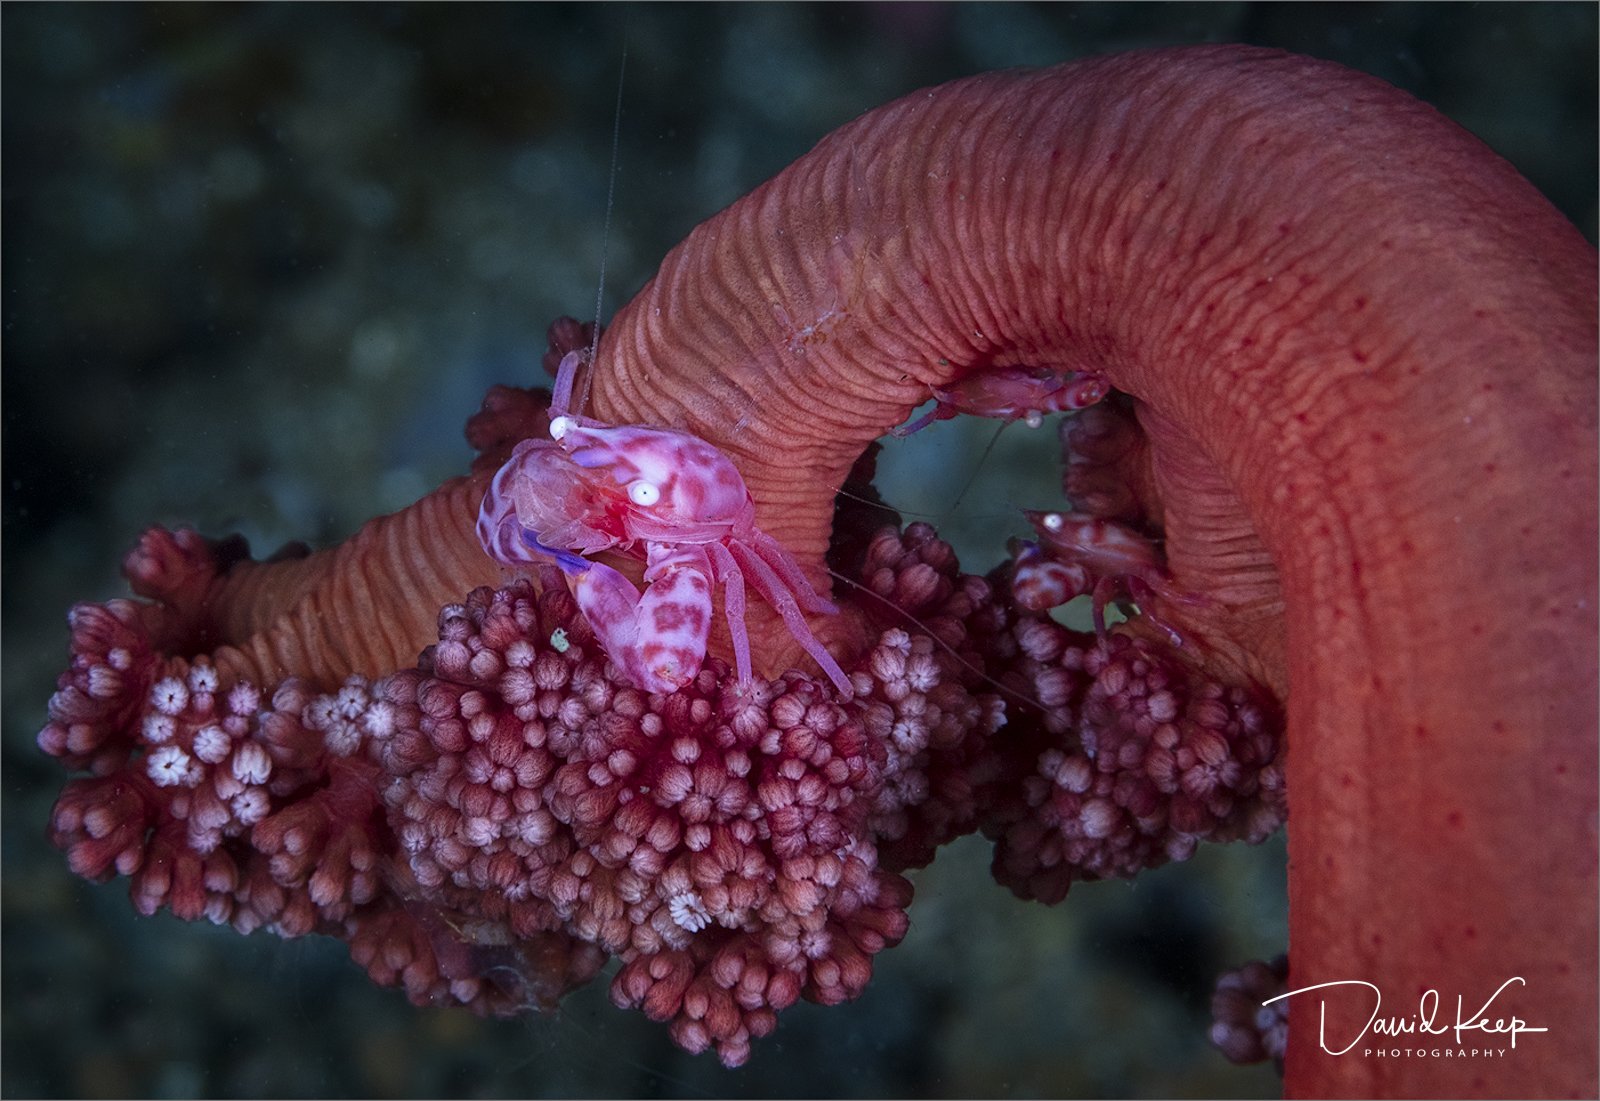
[
  {"x1": 1414, "y1": 724, "x2": 1428, "y2": 741},
  {"x1": 1352, "y1": 296, "x2": 1368, "y2": 311},
  {"x1": 1445, "y1": 810, "x2": 1463, "y2": 829}
]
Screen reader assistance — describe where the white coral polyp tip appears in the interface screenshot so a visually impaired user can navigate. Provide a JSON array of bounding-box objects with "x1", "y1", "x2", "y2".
[
  {"x1": 230, "y1": 788, "x2": 270, "y2": 825},
  {"x1": 303, "y1": 696, "x2": 337, "y2": 729},
  {"x1": 147, "y1": 744, "x2": 198, "y2": 787},
  {"x1": 230, "y1": 742, "x2": 273, "y2": 785},
  {"x1": 227, "y1": 682, "x2": 261, "y2": 717},
  {"x1": 141, "y1": 714, "x2": 176, "y2": 744},
  {"x1": 192, "y1": 724, "x2": 231, "y2": 764},
  {"x1": 668, "y1": 891, "x2": 712, "y2": 933},
  {"x1": 85, "y1": 666, "x2": 121, "y2": 700},
  {"x1": 150, "y1": 677, "x2": 190, "y2": 716},
  {"x1": 336, "y1": 682, "x2": 368, "y2": 719},
  {"x1": 361, "y1": 701, "x2": 397, "y2": 740}
]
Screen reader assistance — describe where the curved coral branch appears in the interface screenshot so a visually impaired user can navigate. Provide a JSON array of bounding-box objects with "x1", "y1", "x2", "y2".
[{"x1": 583, "y1": 46, "x2": 1598, "y2": 1096}]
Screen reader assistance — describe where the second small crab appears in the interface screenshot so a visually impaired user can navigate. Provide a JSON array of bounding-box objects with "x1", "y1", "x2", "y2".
[{"x1": 476, "y1": 344, "x2": 851, "y2": 696}]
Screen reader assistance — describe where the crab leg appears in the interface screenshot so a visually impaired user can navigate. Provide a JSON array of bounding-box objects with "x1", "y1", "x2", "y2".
[
  {"x1": 728, "y1": 539, "x2": 851, "y2": 694},
  {"x1": 566, "y1": 545, "x2": 713, "y2": 694},
  {"x1": 705, "y1": 542, "x2": 753, "y2": 688},
  {"x1": 747, "y1": 532, "x2": 838, "y2": 617}
]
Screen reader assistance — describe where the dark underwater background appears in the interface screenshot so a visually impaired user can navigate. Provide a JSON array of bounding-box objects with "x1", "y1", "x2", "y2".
[{"x1": 4, "y1": 4, "x2": 1594, "y2": 1097}]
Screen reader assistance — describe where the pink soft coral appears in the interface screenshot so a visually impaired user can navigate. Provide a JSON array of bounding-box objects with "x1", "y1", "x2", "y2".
[{"x1": 39, "y1": 469, "x2": 1284, "y2": 1068}]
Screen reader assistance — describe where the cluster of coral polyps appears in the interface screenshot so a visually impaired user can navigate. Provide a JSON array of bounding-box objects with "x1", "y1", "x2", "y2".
[
  {"x1": 1210, "y1": 955, "x2": 1290, "y2": 1072},
  {"x1": 39, "y1": 519, "x2": 1284, "y2": 1065}
]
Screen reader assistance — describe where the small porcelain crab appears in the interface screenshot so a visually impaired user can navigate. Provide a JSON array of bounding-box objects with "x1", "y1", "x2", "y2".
[
  {"x1": 1009, "y1": 509, "x2": 1195, "y2": 646},
  {"x1": 891, "y1": 365, "x2": 1107, "y2": 436},
  {"x1": 476, "y1": 351, "x2": 850, "y2": 696}
]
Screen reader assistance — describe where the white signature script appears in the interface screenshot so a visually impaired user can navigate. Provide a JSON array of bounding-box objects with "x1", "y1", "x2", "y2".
[{"x1": 1264, "y1": 978, "x2": 1549, "y2": 1055}]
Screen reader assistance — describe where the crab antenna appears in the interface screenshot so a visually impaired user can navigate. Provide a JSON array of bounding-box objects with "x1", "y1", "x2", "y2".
[
  {"x1": 948, "y1": 420, "x2": 1010, "y2": 513},
  {"x1": 578, "y1": 36, "x2": 628, "y2": 419}
]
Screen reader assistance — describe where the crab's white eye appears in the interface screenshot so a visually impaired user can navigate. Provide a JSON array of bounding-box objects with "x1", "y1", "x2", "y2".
[
  {"x1": 1041, "y1": 512, "x2": 1065, "y2": 533},
  {"x1": 628, "y1": 480, "x2": 661, "y2": 507},
  {"x1": 549, "y1": 416, "x2": 574, "y2": 440}
]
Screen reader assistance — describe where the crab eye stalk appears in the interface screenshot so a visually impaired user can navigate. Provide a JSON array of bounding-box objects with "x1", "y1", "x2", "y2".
[{"x1": 628, "y1": 480, "x2": 661, "y2": 507}]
